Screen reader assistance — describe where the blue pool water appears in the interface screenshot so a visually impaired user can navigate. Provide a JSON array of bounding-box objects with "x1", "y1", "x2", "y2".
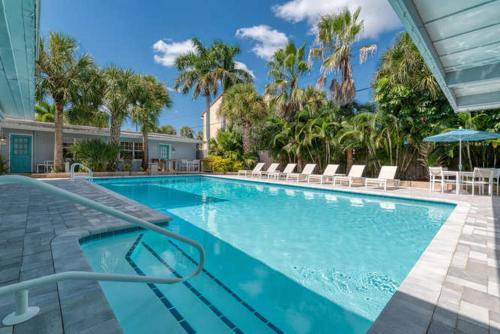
[{"x1": 82, "y1": 176, "x2": 454, "y2": 333}]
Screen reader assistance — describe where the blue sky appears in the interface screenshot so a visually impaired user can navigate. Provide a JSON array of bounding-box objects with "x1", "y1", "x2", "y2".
[{"x1": 41, "y1": 0, "x2": 403, "y2": 133}]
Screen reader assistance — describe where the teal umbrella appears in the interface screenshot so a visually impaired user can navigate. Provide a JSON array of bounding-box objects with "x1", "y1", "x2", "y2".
[{"x1": 423, "y1": 127, "x2": 500, "y2": 171}]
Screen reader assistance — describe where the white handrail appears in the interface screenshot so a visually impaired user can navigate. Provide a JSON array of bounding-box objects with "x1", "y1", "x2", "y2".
[
  {"x1": 0, "y1": 175, "x2": 205, "y2": 325},
  {"x1": 70, "y1": 162, "x2": 93, "y2": 181}
]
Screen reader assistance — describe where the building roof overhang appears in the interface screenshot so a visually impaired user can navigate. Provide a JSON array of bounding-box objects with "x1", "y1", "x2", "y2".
[
  {"x1": 0, "y1": 0, "x2": 39, "y2": 120},
  {"x1": 1, "y1": 118, "x2": 203, "y2": 144},
  {"x1": 389, "y1": 0, "x2": 500, "y2": 112}
]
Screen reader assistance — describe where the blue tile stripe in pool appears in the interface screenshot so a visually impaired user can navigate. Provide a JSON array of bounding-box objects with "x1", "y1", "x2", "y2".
[
  {"x1": 141, "y1": 242, "x2": 243, "y2": 333},
  {"x1": 124, "y1": 234, "x2": 195, "y2": 334},
  {"x1": 166, "y1": 240, "x2": 283, "y2": 334}
]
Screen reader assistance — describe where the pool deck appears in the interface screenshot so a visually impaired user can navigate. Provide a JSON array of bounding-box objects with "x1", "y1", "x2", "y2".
[{"x1": 0, "y1": 175, "x2": 498, "y2": 333}]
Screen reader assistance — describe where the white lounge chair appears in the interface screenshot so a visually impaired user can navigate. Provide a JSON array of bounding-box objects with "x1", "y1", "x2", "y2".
[
  {"x1": 365, "y1": 166, "x2": 400, "y2": 191},
  {"x1": 268, "y1": 163, "x2": 296, "y2": 179},
  {"x1": 254, "y1": 163, "x2": 280, "y2": 178},
  {"x1": 238, "y1": 162, "x2": 264, "y2": 177},
  {"x1": 333, "y1": 165, "x2": 365, "y2": 187},
  {"x1": 307, "y1": 164, "x2": 341, "y2": 184},
  {"x1": 287, "y1": 164, "x2": 316, "y2": 182}
]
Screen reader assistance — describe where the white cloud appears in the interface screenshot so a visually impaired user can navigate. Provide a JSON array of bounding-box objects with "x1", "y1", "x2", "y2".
[
  {"x1": 235, "y1": 61, "x2": 255, "y2": 79},
  {"x1": 273, "y1": 0, "x2": 401, "y2": 39},
  {"x1": 153, "y1": 39, "x2": 195, "y2": 67},
  {"x1": 236, "y1": 25, "x2": 288, "y2": 60}
]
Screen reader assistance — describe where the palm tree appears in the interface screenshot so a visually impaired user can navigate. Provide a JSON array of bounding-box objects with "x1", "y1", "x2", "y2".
[
  {"x1": 35, "y1": 101, "x2": 55, "y2": 122},
  {"x1": 265, "y1": 42, "x2": 311, "y2": 119},
  {"x1": 180, "y1": 126, "x2": 194, "y2": 138},
  {"x1": 131, "y1": 75, "x2": 172, "y2": 170},
  {"x1": 211, "y1": 41, "x2": 253, "y2": 90},
  {"x1": 175, "y1": 38, "x2": 252, "y2": 152},
  {"x1": 36, "y1": 32, "x2": 98, "y2": 171},
  {"x1": 102, "y1": 66, "x2": 137, "y2": 146},
  {"x1": 220, "y1": 83, "x2": 266, "y2": 154},
  {"x1": 310, "y1": 7, "x2": 376, "y2": 106}
]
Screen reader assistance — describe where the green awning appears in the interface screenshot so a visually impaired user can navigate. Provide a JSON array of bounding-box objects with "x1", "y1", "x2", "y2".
[
  {"x1": 389, "y1": 0, "x2": 500, "y2": 112},
  {"x1": 0, "y1": 0, "x2": 39, "y2": 120}
]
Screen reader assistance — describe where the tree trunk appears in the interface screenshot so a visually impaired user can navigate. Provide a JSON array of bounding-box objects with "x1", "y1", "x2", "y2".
[
  {"x1": 242, "y1": 124, "x2": 251, "y2": 155},
  {"x1": 53, "y1": 102, "x2": 65, "y2": 172},
  {"x1": 204, "y1": 94, "x2": 212, "y2": 154},
  {"x1": 110, "y1": 113, "x2": 122, "y2": 146},
  {"x1": 142, "y1": 129, "x2": 149, "y2": 171},
  {"x1": 346, "y1": 148, "x2": 353, "y2": 172}
]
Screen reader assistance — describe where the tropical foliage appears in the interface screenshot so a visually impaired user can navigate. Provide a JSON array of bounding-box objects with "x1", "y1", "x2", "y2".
[
  {"x1": 220, "y1": 83, "x2": 267, "y2": 154},
  {"x1": 35, "y1": 101, "x2": 55, "y2": 122},
  {"x1": 70, "y1": 139, "x2": 120, "y2": 172},
  {"x1": 0, "y1": 155, "x2": 8, "y2": 175},
  {"x1": 180, "y1": 126, "x2": 194, "y2": 138},
  {"x1": 157, "y1": 124, "x2": 177, "y2": 135}
]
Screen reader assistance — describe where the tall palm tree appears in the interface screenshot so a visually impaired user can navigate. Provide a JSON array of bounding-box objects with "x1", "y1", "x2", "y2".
[
  {"x1": 220, "y1": 83, "x2": 266, "y2": 154},
  {"x1": 102, "y1": 66, "x2": 137, "y2": 146},
  {"x1": 175, "y1": 38, "x2": 252, "y2": 151},
  {"x1": 310, "y1": 7, "x2": 376, "y2": 106},
  {"x1": 265, "y1": 42, "x2": 311, "y2": 119},
  {"x1": 211, "y1": 41, "x2": 253, "y2": 90},
  {"x1": 36, "y1": 32, "x2": 98, "y2": 171},
  {"x1": 131, "y1": 75, "x2": 171, "y2": 170}
]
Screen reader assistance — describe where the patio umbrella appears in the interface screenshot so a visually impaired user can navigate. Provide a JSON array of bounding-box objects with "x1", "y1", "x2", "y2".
[{"x1": 423, "y1": 127, "x2": 500, "y2": 171}]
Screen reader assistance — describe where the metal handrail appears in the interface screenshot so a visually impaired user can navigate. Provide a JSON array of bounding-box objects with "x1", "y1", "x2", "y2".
[
  {"x1": 70, "y1": 162, "x2": 93, "y2": 181},
  {"x1": 0, "y1": 175, "x2": 205, "y2": 326}
]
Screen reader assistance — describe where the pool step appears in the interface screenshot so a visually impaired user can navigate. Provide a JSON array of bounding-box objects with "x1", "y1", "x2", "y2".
[{"x1": 126, "y1": 234, "x2": 282, "y2": 334}]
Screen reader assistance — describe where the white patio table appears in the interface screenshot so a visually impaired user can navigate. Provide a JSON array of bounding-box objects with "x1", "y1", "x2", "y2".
[{"x1": 442, "y1": 170, "x2": 474, "y2": 194}]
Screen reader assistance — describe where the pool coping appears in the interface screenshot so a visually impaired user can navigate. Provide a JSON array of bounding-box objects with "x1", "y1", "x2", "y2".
[{"x1": 203, "y1": 174, "x2": 473, "y2": 333}]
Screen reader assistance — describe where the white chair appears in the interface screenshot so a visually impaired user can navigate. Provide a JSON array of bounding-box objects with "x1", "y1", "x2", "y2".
[
  {"x1": 191, "y1": 160, "x2": 200, "y2": 172},
  {"x1": 428, "y1": 167, "x2": 455, "y2": 193},
  {"x1": 287, "y1": 164, "x2": 317, "y2": 182},
  {"x1": 238, "y1": 162, "x2": 265, "y2": 176},
  {"x1": 464, "y1": 168, "x2": 495, "y2": 196},
  {"x1": 268, "y1": 163, "x2": 296, "y2": 179},
  {"x1": 307, "y1": 164, "x2": 341, "y2": 184},
  {"x1": 256, "y1": 163, "x2": 280, "y2": 178},
  {"x1": 333, "y1": 165, "x2": 366, "y2": 187},
  {"x1": 365, "y1": 166, "x2": 399, "y2": 191}
]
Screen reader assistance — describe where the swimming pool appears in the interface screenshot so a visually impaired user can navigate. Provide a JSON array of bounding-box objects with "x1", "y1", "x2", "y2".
[{"x1": 82, "y1": 175, "x2": 454, "y2": 333}]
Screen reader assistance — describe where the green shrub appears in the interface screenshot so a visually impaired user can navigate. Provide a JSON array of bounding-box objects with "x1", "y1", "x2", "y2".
[
  {"x1": 71, "y1": 139, "x2": 120, "y2": 172},
  {"x1": 0, "y1": 155, "x2": 8, "y2": 175},
  {"x1": 203, "y1": 155, "x2": 243, "y2": 173}
]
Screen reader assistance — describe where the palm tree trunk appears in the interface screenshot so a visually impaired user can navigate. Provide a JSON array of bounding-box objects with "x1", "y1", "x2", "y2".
[
  {"x1": 242, "y1": 124, "x2": 251, "y2": 155},
  {"x1": 142, "y1": 129, "x2": 149, "y2": 171},
  {"x1": 110, "y1": 113, "x2": 122, "y2": 146},
  {"x1": 346, "y1": 148, "x2": 353, "y2": 172},
  {"x1": 204, "y1": 94, "x2": 212, "y2": 154},
  {"x1": 53, "y1": 102, "x2": 65, "y2": 172}
]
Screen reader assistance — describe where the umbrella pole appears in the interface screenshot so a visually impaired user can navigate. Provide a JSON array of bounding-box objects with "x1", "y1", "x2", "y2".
[{"x1": 459, "y1": 139, "x2": 462, "y2": 171}]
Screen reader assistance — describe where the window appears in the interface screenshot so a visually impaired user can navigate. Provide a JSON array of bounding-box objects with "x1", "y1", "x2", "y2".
[{"x1": 120, "y1": 141, "x2": 144, "y2": 160}]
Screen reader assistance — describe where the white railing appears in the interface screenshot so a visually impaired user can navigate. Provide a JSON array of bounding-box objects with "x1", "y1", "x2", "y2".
[
  {"x1": 70, "y1": 163, "x2": 93, "y2": 181},
  {"x1": 0, "y1": 175, "x2": 205, "y2": 326}
]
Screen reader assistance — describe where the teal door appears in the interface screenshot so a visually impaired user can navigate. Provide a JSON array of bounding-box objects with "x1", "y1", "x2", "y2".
[
  {"x1": 159, "y1": 144, "x2": 170, "y2": 160},
  {"x1": 10, "y1": 135, "x2": 32, "y2": 173}
]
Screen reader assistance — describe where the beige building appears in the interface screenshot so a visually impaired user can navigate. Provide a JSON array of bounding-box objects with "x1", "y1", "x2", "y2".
[{"x1": 200, "y1": 95, "x2": 226, "y2": 152}]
